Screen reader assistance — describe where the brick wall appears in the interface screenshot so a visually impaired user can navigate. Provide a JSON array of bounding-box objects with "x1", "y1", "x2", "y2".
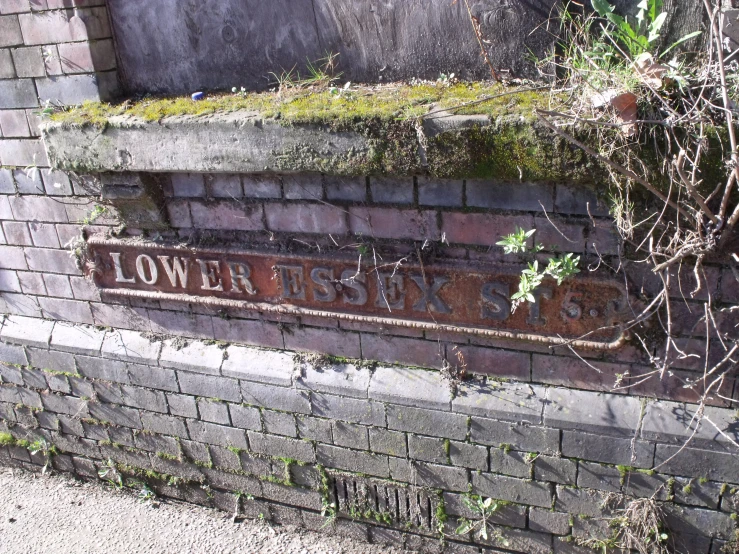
[
  {"x1": 0, "y1": 318, "x2": 736, "y2": 553},
  {"x1": 90, "y1": 172, "x2": 738, "y2": 407},
  {"x1": 0, "y1": 6, "x2": 737, "y2": 550},
  {"x1": 0, "y1": 0, "x2": 117, "y2": 169}
]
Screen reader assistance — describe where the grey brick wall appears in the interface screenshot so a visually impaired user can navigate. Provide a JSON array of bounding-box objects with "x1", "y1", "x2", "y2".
[{"x1": 0, "y1": 320, "x2": 737, "y2": 553}]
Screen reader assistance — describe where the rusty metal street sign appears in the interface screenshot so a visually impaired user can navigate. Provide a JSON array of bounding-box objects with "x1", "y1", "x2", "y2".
[{"x1": 85, "y1": 237, "x2": 628, "y2": 349}]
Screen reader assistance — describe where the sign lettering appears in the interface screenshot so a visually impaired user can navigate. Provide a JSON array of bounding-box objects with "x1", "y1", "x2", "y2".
[{"x1": 86, "y1": 238, "x2": 627, "y2": 349}]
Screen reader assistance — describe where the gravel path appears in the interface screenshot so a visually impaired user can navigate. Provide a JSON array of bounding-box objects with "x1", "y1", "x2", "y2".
[{"x1": 0, "y1": 468, "x2": 416, "y2": 554}]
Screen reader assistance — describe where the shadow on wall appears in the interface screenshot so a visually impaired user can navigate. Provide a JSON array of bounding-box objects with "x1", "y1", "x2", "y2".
[
  {"x1": 105, "y1": 0, "x2": 557, "y2": 95},
  {"x1": 31, "y1": 6, "x2": 119, "y2": 105}
]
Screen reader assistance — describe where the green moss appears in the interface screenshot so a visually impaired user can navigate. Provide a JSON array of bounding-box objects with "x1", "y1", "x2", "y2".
[
  {"x1": 0, "y1": 432, "x2": 15, "y2": 446},
  {"x1": 156, "y1": 452, "x2": 180, "y2": 461},
  {"x1": 50, "y1": 83, "x2": 553, "y2": 127}
]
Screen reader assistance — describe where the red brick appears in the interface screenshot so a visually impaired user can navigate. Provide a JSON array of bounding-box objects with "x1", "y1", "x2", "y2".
[
  {"x1": 361, "y1": 334, "x2": 445, "y2": 369},
  {"x1": 17, "y1": 271, "x2": 45, "y2": 294},
  {"x1": 171, "y1": 173, "x2": 205, "y2": 197},
  {"x1": 28, "y1": 222, "x2": 59, "y2": 248},
  {"x1": 38, "y1": 296, "x2": 93, "y2": 323},
  {"x1": 296, "y1": 314, "x2": 339, "y2": 328},
  {"x1": 628, "y1": 365, "x2": 734, "y2": 406},
  {"x1": 470, "y1": 335, "x2": 556, "y2": 355},
  {"x1": 45, "y1": 0, "x2": 108, "y2": 8},
  {"x1": 0, "y1": 195, "x2": 13, "y2": 218},
  {"x1": 282, "y1": 174, "x2": 323, "y2": 200},
  {"x1": 626, "y1": 261, "x2": 720, "y2": 302},
  {"x1": 0, "y1": 1, "x2": 31, "y2": 15},
  {"x1": 147, "y1": 309, "x2": 215, "y2": 339},
  {"x1": 721, "y1": 268, "x2": 739, "y2": 304},
  {"x1": 533, "y1": 216, "x2": 585, "y2": 253},
  {"x1": 42, "y1": 273, "x2": 72, "y2": 297},
  {"x1": 369, "y1": 176, "x2": 413, "y2": 204},
  {"x1": 58, "y1": 38, "x2": 115, "y2": 73},
  {"x1": 190, "y1": 200, "x2": 263, "y2": 231},
  {"x1": 0, "y1": 269, "x2": 21, "y2": 292},
  {"x1": 25, "y1": 247, "x2": 81, "y2": 274},
  {"x1": 0, "y1": 15, "x2": 23, "y2": 47},
  {"x1": 455, "y1": 345, "x2": 530, "y2": 380},
  {"x1": 90, "y1": 302, "x2": 151, "y2": 331},
  {"x1": 2, "y1": 221, "x2": 32, "y2": 245},
  {"x1": 41, "y1": 44, "x2": 62, "y2": 75},
  {"x1": 587, "y1": 220, "x2": 620, "y2": 256},
  {"x1": 338, "y1": 319, "x2": 425, "y2": 338},
  {"x1": 0, "y1": 48, "x2": 14, "y2": 78},
  {"x1": 212, "y1": 317, "x2": 284, "y2": 349},
  {"x1": 55, "y1": 223, "x2": 82, "y2": 246},
  {"x1": 265, "y1": 203, "x2": 347, "y2": 235},
  {"x1": 25, "y1": 109, "x2": 41, "y2": 137},
  {"x1": 283, "y1": 326, "x2": 361, "y2": 359},
  {"x1": 442, "y1": 212, "x2": 534, "y2": 247},
  {"x1": 10, "y1": 45, "x2": 43, "y2": 77},
  {"x1": 18, "y1": 8, "x2": 110, "y2": 45},
  {"x1": 0, "y1": 139, "x2": 48, "y2": 166},
  {"x1": 0, "y1": 245, "x2": 27, "y2": 269},
  {"x1": 349, "y1": 207, "x2": 438, "y2": 241},
  {"x1": 166, "y1": 200, "x2": 192, "y2": 228},
  {"x1": 3, "y1": 292, "x2": 40, "y2": 316},
  {"x1": 532, "y1": 354, "x2": 629, "y2": 393},
  {"x1": 0, "y1": 109, "x2": 31, "y2": 137},
  {"x1": 9, "y1": 196, "x2": 68, "y2": 223},
  {"x1": 69, "y1": 275, "x2": 99, "y2": 300}
]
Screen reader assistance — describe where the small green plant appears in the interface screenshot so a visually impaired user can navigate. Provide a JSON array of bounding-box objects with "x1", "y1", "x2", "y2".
[
  {"x1": 496, "y1": 226, "x2": 537, "y2": 254},
  {"x1": 455, "y1": 495, "x2": 509, "y2": 546},
  {"x1": 231, "y1": 86, "x2": 247, "y2": 98},
  {"x1": 590, "y1": 0, "x2": 701, "y2": 61},
  {"x1": 134, "y1": 482, "x2": 157, "y2": 505},
  {"x1": 98, "y1": 459, "x2": 124, "y2": 489},
  {"x1": 29, "y1": 438, "x2": 57, "y2": 475},
  {"x1": 497, "y1": 228, "x2": 581, "y2": 308},
  {"x1": 35, "y1": 99, "x2": 55, "y2": 119},
  {"x1": 81, "y1": 205, "x2": 107, "y2": 225},
  {"x1": 270, "y1": 52, "x2": 342, "y2": 92},
  {"x1": 0, "y1": 432, "x2": 14, "y2": 446}
]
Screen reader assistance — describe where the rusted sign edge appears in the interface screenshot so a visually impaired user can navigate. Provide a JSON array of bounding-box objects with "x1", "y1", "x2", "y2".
[
  {"x1": 97, "y1": 287, "x2": 627, "y2": 350},
  {"x1": 86, "y1": 237, "x2": 628, "y2": 351}
]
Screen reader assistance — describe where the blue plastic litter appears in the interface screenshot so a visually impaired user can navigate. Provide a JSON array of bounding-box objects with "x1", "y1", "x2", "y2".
[{"x1": 191, "y1": 92, "x2": 204, "y2": 101}]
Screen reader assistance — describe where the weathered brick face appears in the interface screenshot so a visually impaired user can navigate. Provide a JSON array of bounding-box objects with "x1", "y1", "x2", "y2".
[
  {"x1": 1, "y1": 5, "x2": 737, "y2": 550},
  {"x1": 0, "y1": 321, "x2": 736, "y2": 553}
]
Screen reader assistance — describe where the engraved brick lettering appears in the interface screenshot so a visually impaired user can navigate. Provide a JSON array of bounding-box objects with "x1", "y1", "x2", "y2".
[
  {"x1": 527, "y1": 286, "x2": 553, "y2": 325},
  {"x1": 311, "y1": 267, "x2": 336, "y2": 303},
  {"x1": 196, "y1": 259, "x2": 224, "y2": 291},
  {"x1": 481, "y1": 282, "x2": 510, "y2": 321},
  {"x1": 229, "y1": 262, "x2": 256, "y2": 295},
  {"x1": 375, "y1": 272, "x2": 405, "y2": 310},
  {"x1": 340, "y1": 270, "x2": 368, "y2": 306},
  {"x1": 276, "y1": 265, "x2": 306, "y2": 300},
  {"x1": 135, "y1": 254, "x2": 158, "y2": 285},
  {"x1": 110, "y1": 252, "x2": 135, "y2": 284},
  {"x1": 410, "y1": 273, "x2": 451, "y2": 314},
  {"x1": 158, "y1": 256, "x2": 189, "y2": 288}
]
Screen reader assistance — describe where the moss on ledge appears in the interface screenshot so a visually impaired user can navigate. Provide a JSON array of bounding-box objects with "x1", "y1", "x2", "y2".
[
  {"x1": 50, "y1": 82, "x2": 552, "y2": 127},
  {"x1": 46, "y1": 81, "x2": 718, "y2": 189}
]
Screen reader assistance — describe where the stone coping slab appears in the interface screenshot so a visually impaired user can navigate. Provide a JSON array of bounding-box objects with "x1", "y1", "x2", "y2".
[{"x1": 39, "y1": 85, "x2": 600, "y2": 182}]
